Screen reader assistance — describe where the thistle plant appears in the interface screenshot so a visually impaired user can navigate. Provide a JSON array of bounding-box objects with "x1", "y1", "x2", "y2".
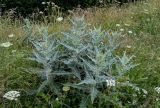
[
  {"x1": 27, "y1": 17, "x2": 141, "y2": 107},
  {"x1": 29, "y1": 27, "x2": 62, "y2": 94},
  {"x1": 59, "y1": 17, "x2": 138, "y2": 106}
]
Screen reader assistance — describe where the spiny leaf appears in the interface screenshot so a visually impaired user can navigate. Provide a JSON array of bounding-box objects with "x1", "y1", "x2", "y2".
[
  {"x1": 90, "y1": 86, "x2": 99, "y2": 103},
  {"x1": 37, "y1": 81, "x2": 48, "y2": 93},
  {"x1": 77, "y1": 79, "x2": 96, "y2": 85}
]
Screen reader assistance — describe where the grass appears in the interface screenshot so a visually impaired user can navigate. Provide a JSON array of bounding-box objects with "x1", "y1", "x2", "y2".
[{"x1": 0, "y1": 0, "x2": 160, "y2": 107}]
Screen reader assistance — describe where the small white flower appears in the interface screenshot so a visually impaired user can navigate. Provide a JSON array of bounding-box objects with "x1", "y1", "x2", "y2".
[
  {"x1": 12, "y1": 50, "x2": 16, "y2": 53},
  {"x1": 56, "y1": 17, "x2": 63, "y2": 22},
  {"x1": 42, "y1": 2, "x2": 46, "y2": 5},
  {"x1": 116, "y1": 24, "x2": 120, "y2": 27},
  {"x1": 155, "y1": 87, "x2": 160, "y2": 94},
  {"x1": 39, "y1": 11, "x2": 43, "y2": 14},
  {"x1": 156, "y1": 98, "x2": 159, "y2": 101},
  {"x1": 126, "y1": 45, "x2": 132, "y2": 48},
  {"x1": 120, "y1": 28, "x2": 124, "y2": 32},
  {"x1": 128, "y1": 30, "x2": 133, "y2": 34},
  {"x1": 124, "y1": 23, "x2": 130, "y2": 27},
  {"x1": 0, "y1": 42, "x2": 13, "y2": 48},
  {"x1": 99, "y1": 0, "x2": 103, "y2": 3},
  {"x1": 8, "y1": 34, "x2": 14, "y2": 38},
  {"x1": 3, "y1": 91, "x2": 20, "y2": 101},
  {"x1": 55, "y1": 97, "x2": 59, "y2": 101},
  {"x1": 106, "y1": 78, "x2": 115, "y2": 87}
]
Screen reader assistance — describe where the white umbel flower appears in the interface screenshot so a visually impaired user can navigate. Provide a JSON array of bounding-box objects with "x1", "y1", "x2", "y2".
[
  {"x1": 128, "y1": 30, "x2": 133, "y2": 34},
  {"x1": 116, "y1": 24, "x2": 120, "y2": 27},
  {"x1": 8, "y1": 34, "x2": 14, "y2": 38},
  {"x1": 42, "y1": 2, "x2": 46, "y2": 5},
  {"x1": 120, "y1": 28, "x2": 124, "y2": 32},
  {"x1": 124, "y1": 23, "x2": 130, "y2": 27},
  {"x1": 3, "y1": 91, "x2": 20, "y2": 101},
  {"x1": 155, "y1": 87, "x2": 160, "y2": 94},
  {"x1": 106, "y1": 79, "x2": 116, "y2": 87},
  {"x1": 126, "y1": 45, "x2": 132, "y2": 48},
  {"x1": 0, "y1": 42, "x2": 13, "y2": 47},
  {"x1": 56, "y1": 17, "x2": 63, "y2": 22},
  {"x1": 39, "y1": 11, "x2": 43, "y2": 14},
  {"x1": 99, "y1": 0, "x2": 103, "y2": 3}
]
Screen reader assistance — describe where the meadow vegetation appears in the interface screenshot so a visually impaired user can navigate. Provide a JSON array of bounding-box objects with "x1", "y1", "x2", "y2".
[{"x1": 0, "y1": 0, "x2": 160, "y2": 107}]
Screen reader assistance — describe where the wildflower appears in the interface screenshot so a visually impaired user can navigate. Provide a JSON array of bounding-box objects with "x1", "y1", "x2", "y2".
[
  {"x1": 55, "y1": 97, "x2": 59, "y2": 101},
  {"x1": 128, "y1": 30, "x2": 133, "y2": 34},
  {"x1": 156, "y1": 98, "x2": 159, "y2": 101},
  {"x1": 116, "y1": 24, "x2": 120, "y2": 27},
  {"x1": 124, "y1": 23, "x2": 130, "y2": 27},
  {"x1": 56, "y1": 17, "x2": 63, "y2": 22},
  {"x1": 42, "y1": 2, "x2": 46, "y2": 5},
  {"x1": 126, "y1": 45, "x2": 132, "y2": 48},
  {"x1": 39, "y1": 11, "x2": 43, "y2": 14},
  {"x1": 12, "y1": 50, "x2": 16, "y2": 53},
  {"x1": 120, "y1": 28, "x2": 124, "y2": 32},
  {"x1": 3, "y1": 91, "x2": 20, "y2": 101},
  {"x1": 0, "y1": 42, "x2": 13, "y2": 48},
  {"x1": 99, "y1": 0, "x2": 103, "y2": 3},
  {"x1": 8, "y1": 34, "x2": 14, "y2": 38},
  {"x1": 106, "y1": 78, "x2": 115, "y2": 87},
  {"x1": 155, "y1": 87, "x2": 160, "y2": 94},
  {"x1": 62, "y1": 86, "x2": 70, "y2": 92}
]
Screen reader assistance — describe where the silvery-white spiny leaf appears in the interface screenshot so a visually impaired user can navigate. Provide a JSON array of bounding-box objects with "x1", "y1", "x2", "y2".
[
  {"x1": 90, "y1": 86, "x2": 99, "y2": 103},
  {"x1": 118, "y1": 51, "x2": 135, "y2": 66},
  {"x1": 60, "y1": 42, "x2": 77, "y2": 52},
  {"x1": 37, "y1": 81, "x2": 48, "y2": 93},
  {"x1": 77, "y1": 79, "x2": 96, "y2": 85}
]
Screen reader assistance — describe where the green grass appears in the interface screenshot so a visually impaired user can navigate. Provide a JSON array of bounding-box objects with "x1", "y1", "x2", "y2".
[{"x1": 0, "y1": 0, "x2": 160, "y2": 107}]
